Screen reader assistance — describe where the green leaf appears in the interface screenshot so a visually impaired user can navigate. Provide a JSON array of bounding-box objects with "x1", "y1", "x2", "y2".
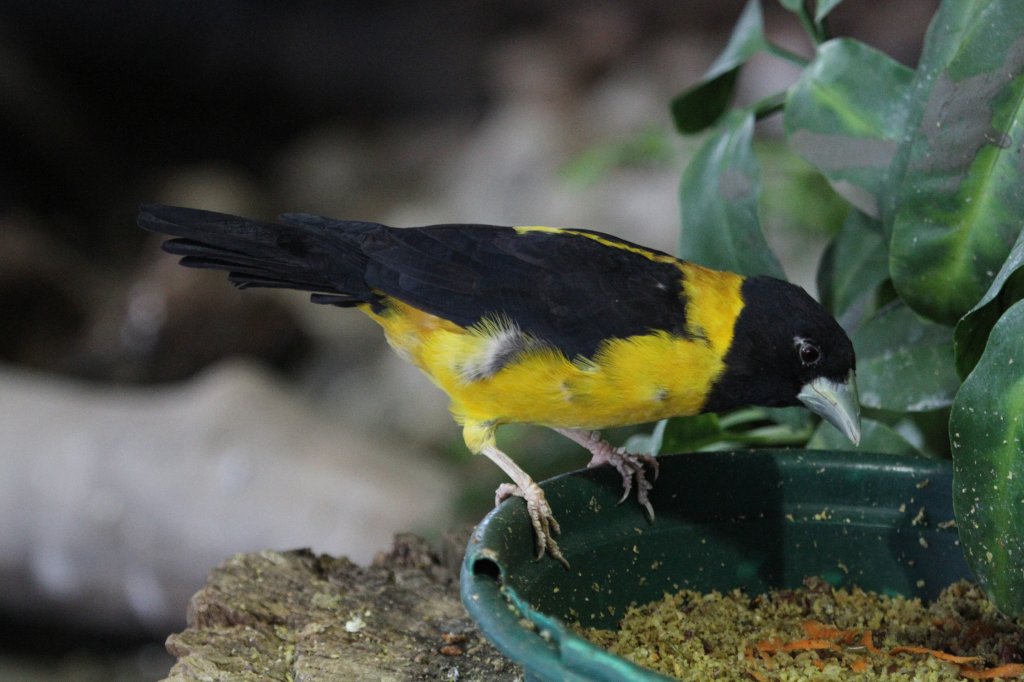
[
  {"x1": 762, "y1": 406, "x2": 811, "y2": 431},
  {"x1": 659, "y1": 414, "x2": 728, "y2": 454},
  {"x1": 622, "y1": 419, "x2": 668, "y2": 456},
  {"x1": 670, "y1": 0, "x2": 766, "y2": 134},
  {"x1": 759, "y1": 142, "x2": 847, "y2": 239},
  {"x1": 852, "y1": 301, "x2": 960, "y2": 412},
  {"x1": 807, "y1": 417, "x2": 920, "y2": 455},
  {"x1": 816, "y1": 209, "x2": 889, "y2": 322},
  {"x1": 679, "y1": 110, "x2": 785, "y2": 279},
  {"x1": 776, "y1": 0, "x2": 803, "y2": 11},
  {"x1": 784, "y1": 39, "x2": 914, "y2": 218},
  {"x1": 954, "y1": 227, "x2": 1024, "y2": 379},
  {"x1": 625, "y1": 414, "x2": 735, "y2": 456},
  {"x1": 951, "y1": 299, "x2": 1024, "y2": 616},
  {"x1": 888, "y1": 2, "x2": 1024, "y2": 325},
  {"x1": 880, "y1": 0, "x2": 979, "y2": 230}
]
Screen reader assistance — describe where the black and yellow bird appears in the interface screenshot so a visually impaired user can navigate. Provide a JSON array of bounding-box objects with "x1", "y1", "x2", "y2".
[{"x1": 138, "y1": 205, "x2": 860, "y2": 566}]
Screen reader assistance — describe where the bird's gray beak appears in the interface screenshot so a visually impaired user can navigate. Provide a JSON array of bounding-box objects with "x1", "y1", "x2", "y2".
[{"x1": 798, "y1": 370, "x2": 861, "y2": 445}]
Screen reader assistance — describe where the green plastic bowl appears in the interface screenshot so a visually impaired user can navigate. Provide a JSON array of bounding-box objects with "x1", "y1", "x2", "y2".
[{"x1": 461, "y1": 449, "x2": 970, "y2": 681}]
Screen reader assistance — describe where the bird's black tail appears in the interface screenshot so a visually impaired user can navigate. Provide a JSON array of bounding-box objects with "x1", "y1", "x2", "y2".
[{"x1": 137, "y1": 204, "x2": 383, "y2": 307}]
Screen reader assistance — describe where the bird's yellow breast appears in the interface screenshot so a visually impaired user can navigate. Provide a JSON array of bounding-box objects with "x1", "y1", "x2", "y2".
[{"x1": 362, "y1": 263, "x2": 745, "y2": 445}]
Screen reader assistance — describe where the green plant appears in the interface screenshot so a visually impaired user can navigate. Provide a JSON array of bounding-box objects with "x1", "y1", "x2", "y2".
[{"x1": 658, "y1": 0, "x2": 1024, "y2": 616}]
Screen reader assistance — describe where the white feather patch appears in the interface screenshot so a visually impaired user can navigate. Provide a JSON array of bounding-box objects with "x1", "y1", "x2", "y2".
[{"x1": 456, "y1": 317, "x2": 542, "y2": 382}]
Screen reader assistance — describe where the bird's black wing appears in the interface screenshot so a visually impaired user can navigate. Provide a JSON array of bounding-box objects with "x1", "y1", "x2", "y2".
[
  {"x1": 141, "y1": 206, "x2": 694, "y2": 360},
  {"x1": 306, "y1": 218, "x2": 693, "y2": 359}
]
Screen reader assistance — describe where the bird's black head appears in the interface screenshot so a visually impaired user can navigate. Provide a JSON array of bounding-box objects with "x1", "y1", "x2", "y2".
[{"x1": 703, "y1": 275, "x2": 860, "y2": 442}]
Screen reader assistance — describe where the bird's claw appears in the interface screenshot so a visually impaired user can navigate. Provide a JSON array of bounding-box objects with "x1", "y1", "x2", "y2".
[
  {"x1": 495, "y1": 482, "x2": 569, "y2": 569},
  {"x1": 587, "y1": 447, "x2": 658, "y2": 522}
]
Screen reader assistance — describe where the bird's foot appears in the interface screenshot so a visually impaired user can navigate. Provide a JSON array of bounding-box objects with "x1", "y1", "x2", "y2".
[
  {"x1": 495, "y1": 482, "x2": 569, "y2": 569},
  {"x1": 585, "y1": 442, "x2": 659, "y2": 522},
  {"x1": 553, "y1": 428, "x2": 660, "y2": 521}
]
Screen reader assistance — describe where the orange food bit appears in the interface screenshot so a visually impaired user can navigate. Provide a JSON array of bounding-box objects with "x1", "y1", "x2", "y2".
[
  {"x1": 958, "y1": 662, "x2": 1024, "y2": 679},
  {"x1": 747, "y1": 614, "x2": 1021, "y2": 680},
  {"x1": 801, "y1": 620, "x2": 844, "y2": 639},
  {"x1": 890, "y1": 645, "x2": 983, "y2": 664},
  {"x1": 779, "y1": 638, "x2": 843, "y2": 653},
  {"x1": 860, "y1": 630, "x2": 881, "y2": 655}
]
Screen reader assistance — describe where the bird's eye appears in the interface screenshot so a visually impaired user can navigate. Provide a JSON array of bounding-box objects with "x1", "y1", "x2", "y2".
[{"x1": 795, "y1": 337, "x2": 822, "y2": 366}]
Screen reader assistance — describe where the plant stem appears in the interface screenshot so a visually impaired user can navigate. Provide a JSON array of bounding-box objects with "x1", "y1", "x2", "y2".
[
  {"x1": 817, "y1": 14, "x2": 832, "y2": 42},
  {"x1": 764, "y1": 41, "x2": 810, "y2": 68},
  {"x1": 718, "y1": 408, "x2": 768, "y2": 430},
  {"x1": 741, "y1": 425, "x2": 812, "y2": 445},
  {"x1": 795, "y1": 8, "x2": 825, "y2": 45},
  {"x1": 702, "y1": 423, "x2": 814, "y2": 450},
  {"x1": 752, "y1": 91, "x2": 787, "y2": 120}
]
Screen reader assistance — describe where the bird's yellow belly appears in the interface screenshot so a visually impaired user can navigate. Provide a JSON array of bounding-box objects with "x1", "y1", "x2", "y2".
[
  {"x1": 438, "y1": 341, "x2": 719, "y2": 429},
  {"x1": 364, "y1": 300, "x2": 728, "y2": 431}
]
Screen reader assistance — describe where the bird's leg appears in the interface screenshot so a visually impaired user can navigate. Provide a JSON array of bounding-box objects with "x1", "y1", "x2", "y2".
[
  {"x1": 553, "y1": 428, "x2": 658, "y2": 521},
  {"x1": 481, "y1": 444, "x2": 569, "y2": 568}
]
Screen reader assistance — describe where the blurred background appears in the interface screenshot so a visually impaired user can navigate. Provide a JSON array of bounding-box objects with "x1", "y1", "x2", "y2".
[{"x1": 0, "y1": 1, "x2": 937, "y2": 679}]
